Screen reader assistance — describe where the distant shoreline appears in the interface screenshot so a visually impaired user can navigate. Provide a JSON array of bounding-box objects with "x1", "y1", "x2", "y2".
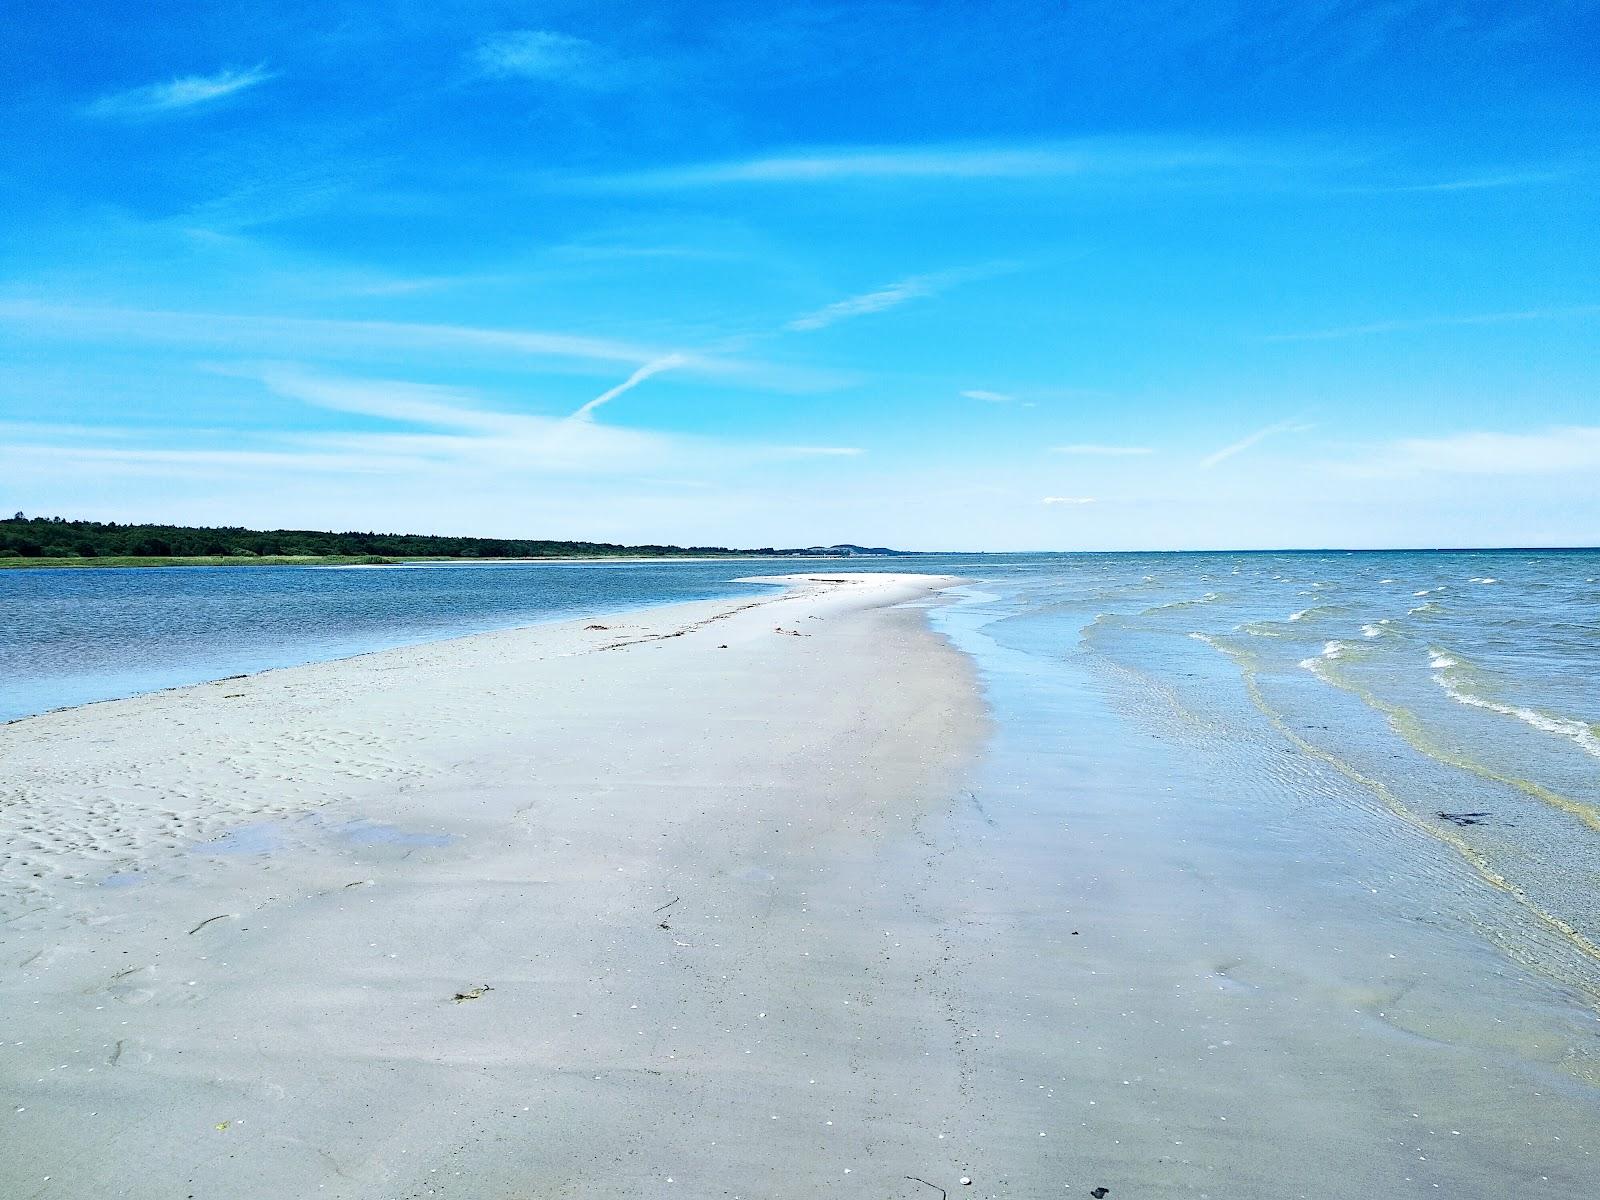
[{"x1": 0, "y1": 551, "x2": 913, "y2": 570}]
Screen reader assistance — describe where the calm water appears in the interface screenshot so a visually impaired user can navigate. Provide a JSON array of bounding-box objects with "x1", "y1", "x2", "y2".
[{"x1": 0, "y1": 559, "x2": 781, "y2": 721}]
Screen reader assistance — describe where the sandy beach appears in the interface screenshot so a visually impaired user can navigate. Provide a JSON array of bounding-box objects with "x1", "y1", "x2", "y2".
[{"x1": 1, "y1": 573, "x2": 991, "y2": 1198}]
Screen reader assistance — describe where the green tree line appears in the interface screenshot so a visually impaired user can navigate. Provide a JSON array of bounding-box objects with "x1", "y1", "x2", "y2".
[{"x1": 0, "y1": 514, "x2": 772, "y2": 561}]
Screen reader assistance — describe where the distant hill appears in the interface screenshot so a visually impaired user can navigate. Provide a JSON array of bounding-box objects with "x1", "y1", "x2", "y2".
[
  {"x1": 0, "y1": 514, "x2": 909, "y2": 563},
  {"x1": 801, "y1": 544, "x2": 901, "y2": 556}
]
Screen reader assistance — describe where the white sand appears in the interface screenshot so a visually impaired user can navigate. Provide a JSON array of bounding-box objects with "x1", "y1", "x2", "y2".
[{"x1": 0, "y1": 573, "x2": 989, "y2": 1198}]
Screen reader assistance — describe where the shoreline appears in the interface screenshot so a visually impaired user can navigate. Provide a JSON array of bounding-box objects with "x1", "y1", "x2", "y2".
[
  {"x1": 1, "y1": 573, "x2": 991, "y2": 1198},
  {"x1": 2, "y1": 574, "x2": 787, "y2": 728}
]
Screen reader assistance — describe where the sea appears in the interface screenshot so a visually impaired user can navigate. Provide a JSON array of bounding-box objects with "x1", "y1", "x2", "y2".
[{"x1": 4, "y1": 549, "x2": 1598, "y2": 1191}]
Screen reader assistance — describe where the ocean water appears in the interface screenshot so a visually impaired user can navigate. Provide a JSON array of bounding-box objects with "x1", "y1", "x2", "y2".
[
  {"x1": 929, "y1": 550, "x2": 1600, "y2": 1007},
  {"x1": 915, "y1": 555, "x2": 1600, "y2": 1195},
  {"x1": 0, "y1": 559, "x2": 777, "y2": 721}
]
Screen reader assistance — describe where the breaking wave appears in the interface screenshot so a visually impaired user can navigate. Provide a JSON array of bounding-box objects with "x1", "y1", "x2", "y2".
[{"x1": 1430, "y1": 650, "x2": 1600, "y2": 761}]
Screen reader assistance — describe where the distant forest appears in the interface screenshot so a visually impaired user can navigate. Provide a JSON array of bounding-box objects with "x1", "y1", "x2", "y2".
[{"x1": 0, "y1": 514, "x2": 894, "y2": 561}]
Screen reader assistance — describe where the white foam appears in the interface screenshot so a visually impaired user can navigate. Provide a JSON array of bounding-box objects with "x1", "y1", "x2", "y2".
[
  {"x1": 1301, "y1": 640, "x2": 1350, "y2": 672},
  {"x1": 1149, "y1": 591, "x2": 1221, "y2": 611},
  {"x1": 1436, "y1": 678, "x2": 1600, "y2": 759},
  {"x1": 1429, "y1": 650, "x2": 1600, "y2": 760}
]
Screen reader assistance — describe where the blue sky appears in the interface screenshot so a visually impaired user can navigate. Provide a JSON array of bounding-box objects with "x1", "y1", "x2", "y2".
[{"x1": 2, "y1": 1, "x2": 1597, "y2": 550}]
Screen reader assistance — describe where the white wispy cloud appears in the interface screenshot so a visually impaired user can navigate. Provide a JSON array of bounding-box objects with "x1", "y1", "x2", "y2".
[
  {"x1": 0, "y1": 300, "x2": 851, "y2": 394},
  {"x1": 85, "y1": 65, "x2": 275, "y2": 119},
  {"x1": 1368, "y1": 426, "x2": 1600, "y2": 475},
  {"x1": 1051, "y1": 444, "x2": 1154, "y2": 456},
  {"x1": 1042, "y1": 496, "x2": 1096, "y2": 505},
  {"x1": 256, "y1": 368, "x2": 683, "y2": 474},
  {"x1": 1201, "y1": 419, "x2": 1308, "y2": 469},
  {"x1": 0, "y1": 360, "x2": 873, "y2": 497},
  {"x1": 1262, "y1": 305, "x2": 1600, "y2": 342},
  {"x1": 588, "y1": 137, "x2": 1258, "y2": 189},
  {"x1": 784, "y1": 262, "x2": 1015, "y2": 334},
  {"x1": 1351, "y1": 168, "x2": 1572, "y2": 195},
  {"x1": 259, "y1": 369, "x2": 522, "y2": 434},
  {"x1": 475, "y1": 30, "x2": 611, "y2": 84},
  {"x1": 12, "y1": 442, "x2": 417, "y2": 477},
  {"x1": 962, "y1": 389, "x2": 1015, "y2": 403},
  {"x1": 0, "y1": 300, "x2": 676, "y2": 368},
  {"x1": 570, "y1": 355, "x2": 688, "y2": 419},
  {"x1": 786, "y1": 276, "x2": 940, "y2": 332}
]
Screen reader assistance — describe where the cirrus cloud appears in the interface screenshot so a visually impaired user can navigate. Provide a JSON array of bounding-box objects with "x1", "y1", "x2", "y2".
[
  {"x1": 475, "y1": 30, "x2": 615, "y2": 86},
  {"x1": 85, "y1": 65, "x2": 275, "y2": 119}
]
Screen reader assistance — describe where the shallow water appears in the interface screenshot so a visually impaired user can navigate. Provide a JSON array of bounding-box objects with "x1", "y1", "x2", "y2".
[
  {"x1": 929, "y1": 551, "x2": 1600, "y2": 1009},
  {"x1": 916, "y1": 560, "x2": 1600, "y2": 1195},
  {"x1": 0, "y1": 559, "x2": 777, "y2": 720}
]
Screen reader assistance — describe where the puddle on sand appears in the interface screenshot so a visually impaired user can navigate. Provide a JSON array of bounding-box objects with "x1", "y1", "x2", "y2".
[
  {"x1": 201, "y1": 821, "x2": 292, "y2": 856},
  {"x1": 99, "y1": 870, "x2": 148, "y2": 888}
]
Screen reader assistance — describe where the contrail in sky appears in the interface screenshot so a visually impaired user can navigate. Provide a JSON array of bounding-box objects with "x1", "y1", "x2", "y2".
[{"x1": 570, "y1": 354, "x2": 688, "y2": 420}]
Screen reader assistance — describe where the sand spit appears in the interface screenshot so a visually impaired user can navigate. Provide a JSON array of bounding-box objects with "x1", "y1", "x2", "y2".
[{"x1": 1, "y1": 573, "x2": 992, "y2": 1198}]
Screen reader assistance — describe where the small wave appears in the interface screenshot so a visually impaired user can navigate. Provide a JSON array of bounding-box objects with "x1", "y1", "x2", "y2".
[
  {"x1": 1468, "y1": 577, "x2": 1498, "y2": 584},
  {"x1": 1298, "y1": 639, "x2": 1352, "y2": 672},
  {"x1": 1144, "y1": 591, "x2": 1221, "y2": 613},
  {"x1": 1360, "y1": 623, "x2": 1384, "y2": 638},
  {"x1": 1430, "y1": 650, "x2": 1600, "y2": 760},
  {"x1": 1413, "y1": 586, "x2": 1446, "y2": 597},
  {"x1": 1288, "y1": 608, "x2": 1310, "y2": 621},
  {"x1": 1379, "y1": 578, "x2": 1397, "y2": 584},
  {"x1": 1407, "y1": 601, "x2": 1443, "y2": 615}
]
